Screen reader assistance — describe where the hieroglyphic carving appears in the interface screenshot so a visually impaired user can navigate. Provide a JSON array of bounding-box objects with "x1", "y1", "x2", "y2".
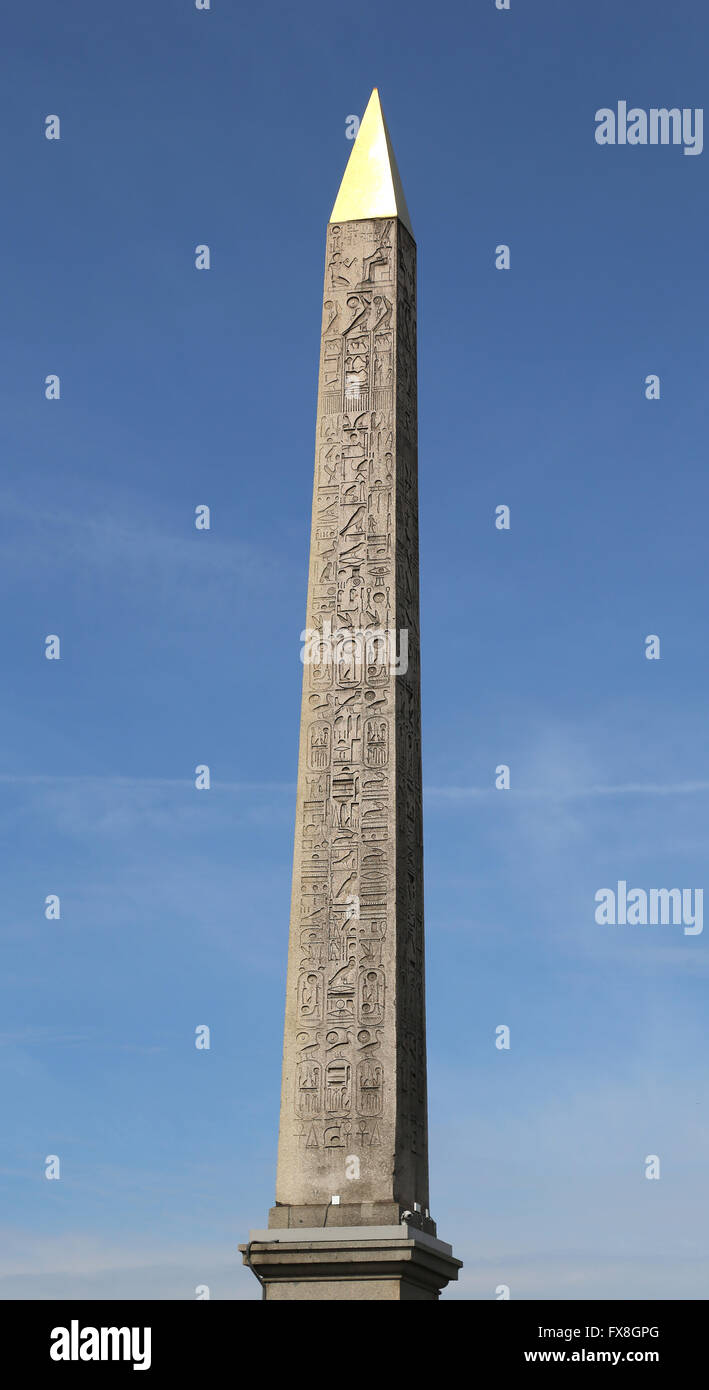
[{"x1": 277, "y1": 215, "x2": 430, "y2": 1223}]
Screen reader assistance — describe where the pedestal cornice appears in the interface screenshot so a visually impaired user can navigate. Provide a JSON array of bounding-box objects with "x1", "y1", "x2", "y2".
[{"x1": 239, "y1": 1225, "x2": 462, "y2": 1301}]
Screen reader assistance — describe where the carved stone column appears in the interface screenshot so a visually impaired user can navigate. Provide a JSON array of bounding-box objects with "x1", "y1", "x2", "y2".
[{"x1": 240, "y1": 89, "x2": 461, "y2": 1302}]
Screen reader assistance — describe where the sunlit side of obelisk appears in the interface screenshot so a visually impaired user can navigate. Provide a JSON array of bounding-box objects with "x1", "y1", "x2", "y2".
[{"x1": 240, "y1": 90, "x2": 461, "y2": 1300}]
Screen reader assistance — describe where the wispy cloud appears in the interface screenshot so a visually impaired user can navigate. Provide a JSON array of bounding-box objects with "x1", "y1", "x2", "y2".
[
  {"x1": 426, "y1": 781, "x2": 709, "y2": 802},
  {"x1": 0, "y1": 1231, "x2": 257, "y2": 1300},
  {"x1": 3, "y1": 771, "x2": 709, "y2": 800},
  {"x1": 0, "y1": 773, "x2": 293, "y2": 792},
  {"x1": 0, "y1": 490, "x2": 289, "y2": 613}
]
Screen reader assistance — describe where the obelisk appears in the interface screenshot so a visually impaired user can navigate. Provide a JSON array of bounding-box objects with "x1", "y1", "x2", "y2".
[{"x1": 240, "y1": 90, "x2": 461, "y2": 1300}]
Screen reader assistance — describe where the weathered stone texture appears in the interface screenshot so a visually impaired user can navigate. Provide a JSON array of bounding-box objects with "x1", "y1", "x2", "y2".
[{"x1": 272, "y1": 214, "x2": 432, "y2": 1232}]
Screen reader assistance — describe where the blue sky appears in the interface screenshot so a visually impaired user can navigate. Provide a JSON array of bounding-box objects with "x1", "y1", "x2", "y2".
[{"x1": 2, "y1": 0, "x2": 708, "y2": 1299}]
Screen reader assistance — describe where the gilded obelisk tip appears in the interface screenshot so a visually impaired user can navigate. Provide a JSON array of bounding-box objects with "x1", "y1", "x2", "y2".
[{"x1": 329, "y1": 88, "x2": 414, "y2": 236}]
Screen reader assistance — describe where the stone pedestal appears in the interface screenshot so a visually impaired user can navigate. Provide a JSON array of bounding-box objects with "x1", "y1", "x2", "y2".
[{"x1": 239, "y1": 1225, "x2": 462, "y2": 1301}]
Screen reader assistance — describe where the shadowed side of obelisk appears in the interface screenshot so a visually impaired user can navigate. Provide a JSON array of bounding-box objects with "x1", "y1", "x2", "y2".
[{"x1": 240, "y1": 90, "x2": 461, "y2": 1300}]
